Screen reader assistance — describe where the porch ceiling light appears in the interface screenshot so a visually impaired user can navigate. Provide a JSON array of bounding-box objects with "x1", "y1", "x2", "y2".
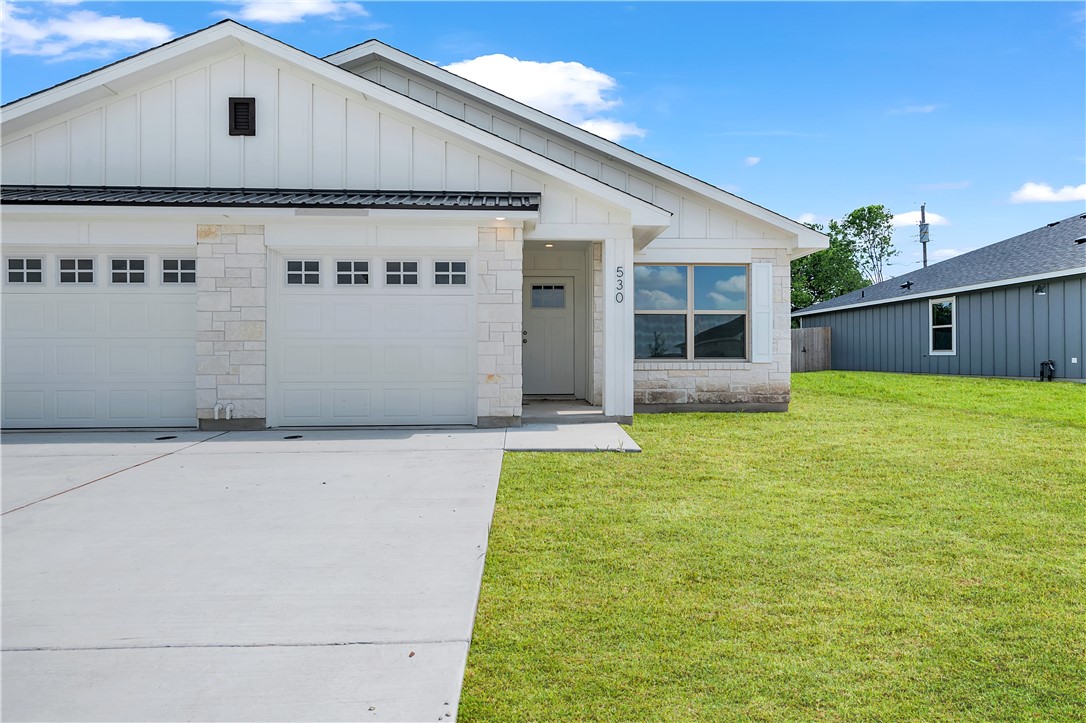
[{"x1": 544, "y1": 243, "x2": 554, "y2": 248}]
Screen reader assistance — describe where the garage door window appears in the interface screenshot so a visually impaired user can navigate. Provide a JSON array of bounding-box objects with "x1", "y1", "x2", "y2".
[
  {"x1": 59, "y1": 258, "x2": 95, "y2": 284},
  {"x1": 386, "y1": 261, "x2": 418, "y2": 286},
  {"x1": 434, "y1": 261, "x2": 468, "y2": 286},
  {"x1": 287, "y1": 260, "x2": 320, "y2": 285},
  {"x1": 162, "y1": 259, "x2": 196, "y2": 284},
  {"x1": 336, "y1": 260, "x2": 369, "y2": 286},
  {"x1": 111, "y1": 259, "x2": 147, "y2": 284},
  {"x1": 7, "y1": 258, "x2": 43, "y2": 284}
]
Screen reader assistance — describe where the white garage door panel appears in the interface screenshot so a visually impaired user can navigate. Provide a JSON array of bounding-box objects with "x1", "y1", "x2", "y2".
[
  {"x1": 2, "y1": 290, "x2": 196, "y2": 428},
  {"x1": 272, "y1": 283, "x2": 476, "y2": 426}
]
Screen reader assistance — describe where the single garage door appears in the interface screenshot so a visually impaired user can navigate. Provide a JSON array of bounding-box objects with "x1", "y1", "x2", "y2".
[
  {"x1": 268, "y1": 251, "x2": 476, "y2": 426},
  {"x1": 2, "y1": 251, "x2": 197, "y2": 428}
]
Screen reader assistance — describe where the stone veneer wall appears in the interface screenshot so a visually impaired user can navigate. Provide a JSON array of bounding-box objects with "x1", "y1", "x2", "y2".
[
  {"x1": 631, "y1": 250, "x2": 792, "y2": 409},
  {"x1": 195, "y1": 224, "x2": 268, "y2": 427},
  {"x1": 476, "y1": 226, "x2": 523, "y2": 425}
]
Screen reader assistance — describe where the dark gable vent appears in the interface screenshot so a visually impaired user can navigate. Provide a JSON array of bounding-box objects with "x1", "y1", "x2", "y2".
[{"x1": 229, "y1": 97, "x2": 256, "y2": 136}]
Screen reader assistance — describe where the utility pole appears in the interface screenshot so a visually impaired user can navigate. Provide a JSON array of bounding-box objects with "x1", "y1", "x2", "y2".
[{"x1": 919, "y1": 203, "x2": 930, "y2": 268}]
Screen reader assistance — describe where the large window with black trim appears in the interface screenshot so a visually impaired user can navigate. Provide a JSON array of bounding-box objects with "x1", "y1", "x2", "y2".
[{"x1": 634, "y1": 265, "x2": 748, "y2": 360}]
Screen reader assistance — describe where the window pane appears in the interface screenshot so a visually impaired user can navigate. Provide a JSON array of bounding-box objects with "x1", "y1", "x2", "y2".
[
  {"x1": 531, "y1": 285, "x2": 565, "y2": 308},
  {"x1": 932, "y1": 301, "x2": 953, "y2": 326},
  {"x1": 692, "y1": 314, "x2": 746, "y2": 359},
  {"x1": 635, "y1": 314, "x2": 687, "y2": 358},
  {"x1": 933, "y1": 328, "x2": 953, "y2": 351},
  {"x1": 634, "y1": 266, "x2": 687, "y2": 310},
  {"x1": 694, "y1": 266, "x2": 746, "y2": 310}
]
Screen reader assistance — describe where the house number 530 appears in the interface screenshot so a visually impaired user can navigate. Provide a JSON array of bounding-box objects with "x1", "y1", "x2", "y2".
[{"x1": 615, "y1": 265, "x2": 625, "y2": 303}]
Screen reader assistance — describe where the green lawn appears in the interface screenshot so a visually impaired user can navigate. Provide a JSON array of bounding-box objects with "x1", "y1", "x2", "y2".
[{"x1": 460, "y1": 372, "x2": 1086, "y2": 722}]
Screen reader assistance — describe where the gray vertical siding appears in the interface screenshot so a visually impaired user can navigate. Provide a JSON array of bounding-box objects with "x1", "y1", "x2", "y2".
[{"x1": 799, "y1": 275, "x2": 1086, "y2": 380}]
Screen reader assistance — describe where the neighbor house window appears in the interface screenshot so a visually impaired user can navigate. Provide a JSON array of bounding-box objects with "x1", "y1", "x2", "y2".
[
  {"x1": 110, "y1": 258, "x2": 146, "y2": 284},
  {"x1": 434, "y1": 260, "x2": 467, "y2": 285},
  {"x1": 7, "y1": 258, "x2": 43, "y2": 284},
  {"x1": 634, "y1": 265, "x2": 748, "y2": 360},
  {"x1": 386, "y1": 261, "x2": 418, "y2": 286},
  {"x1": 929, "y1": 297, "x2": 956, "y2": 355},
  {"x1": 336, "y1": 260, "x2": 369, "y2": 286},
  {"x1": 59, "y1": 258, "x2": 94, "y2": 284},
  {"x1": 162, "y1": 259, "x2": 196, "y2": 284},
  {"x1": 286, "y1": 260, "x2": 320, "y2": 285}
]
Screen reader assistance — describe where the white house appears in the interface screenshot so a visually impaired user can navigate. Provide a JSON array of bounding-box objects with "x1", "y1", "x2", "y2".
[{"x1": 0, "y1": 21, "x2": 826, "y2": 430}]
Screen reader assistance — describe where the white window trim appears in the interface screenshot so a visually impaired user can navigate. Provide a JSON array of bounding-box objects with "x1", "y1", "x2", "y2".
[
  {"x1": 634, "y1": 264, "x2": 750, "y2": 362},
  {"x1": 285, "y1": 258, "x2": 322, "y2": 287},
  {"x1": 4, "y1": 256, "x2": 46, "y2": 285},
  {"x1": 334, "y1": 259, "x2": 371, "y2": 287},
  {"x1": 434, "y1": 259, "x2": 470, "y2": 287},
  {"x1": 57, "y1": 256, "x2": 97, "y2": 285},
  {"x1": 929, "y1": 296, "x2": 956, "y2": 356},
  {"x1": 384, "y1": 259, "x2": 421, "y2": 288},
  {"x1": 108, "y1": 256, "x2": 150, "y2": 286},
  {"x1": 161, "y1": 258, "x2": 197, "y2": 285}
]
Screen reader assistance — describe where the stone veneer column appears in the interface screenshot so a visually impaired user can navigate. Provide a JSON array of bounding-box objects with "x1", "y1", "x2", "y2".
[
  {"x1": 590, "y1": 241, "x2": 604, "y2": 405},
  {"x1": 476, "y1": 226, "x2": 523, "y2": 427},
  {"x1": 195, "y1": 224, "x2": 268, "y2": 430}
]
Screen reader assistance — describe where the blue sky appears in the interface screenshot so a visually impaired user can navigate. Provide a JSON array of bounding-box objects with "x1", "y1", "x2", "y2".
[{"x1": 2, "y1": 1, "x2": 1083, "y2": 275}]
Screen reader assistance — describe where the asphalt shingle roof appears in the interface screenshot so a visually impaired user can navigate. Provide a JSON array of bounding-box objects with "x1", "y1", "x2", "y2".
[
  {"x1": 0, "y1": 186, "x2": 540, "y2": 211},
  {"x1": 794, "y1": 213, "x2": 1086, "y2": 316}
]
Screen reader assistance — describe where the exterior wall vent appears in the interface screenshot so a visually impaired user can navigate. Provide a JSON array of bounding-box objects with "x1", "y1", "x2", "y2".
[{"x1": 229, "y1": 97, "x2": 256, "y2": 136}]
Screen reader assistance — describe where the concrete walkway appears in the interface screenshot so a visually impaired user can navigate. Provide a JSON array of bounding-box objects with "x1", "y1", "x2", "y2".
[{"x1": 1, "y1": 423, "x2": 636, "y2": 722}]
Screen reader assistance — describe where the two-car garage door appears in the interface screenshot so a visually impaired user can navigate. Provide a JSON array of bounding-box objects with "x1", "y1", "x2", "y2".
[{"x1": 2, "y1": 248, "x2": 477, "y2": 429}]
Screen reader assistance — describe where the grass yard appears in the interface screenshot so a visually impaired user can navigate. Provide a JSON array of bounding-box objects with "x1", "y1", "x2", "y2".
[{"x1": 460, "y1": 372, "x2": 1086, "y2": 722}]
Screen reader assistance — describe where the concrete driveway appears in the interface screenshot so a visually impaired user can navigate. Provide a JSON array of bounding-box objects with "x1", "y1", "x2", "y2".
[{"x1": 2, "y1": 429, "x2": 508, "y2": 722}]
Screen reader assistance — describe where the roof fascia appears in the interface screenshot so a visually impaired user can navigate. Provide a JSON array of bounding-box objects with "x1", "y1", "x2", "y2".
[
  {"x1": 326, "y1": 39, "x2": 827, "y2": 249},
  {"x1": 1, "y1": 25, "x2": 244, "y2": 137},
  {"x1": 791, "y1": 267, "x2": 1085, "y2": 317},
  {"x1": 2, "y1": 22, "x2": 671, "y2": 235}
]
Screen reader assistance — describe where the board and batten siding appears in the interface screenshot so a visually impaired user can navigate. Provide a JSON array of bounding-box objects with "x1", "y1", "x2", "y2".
[
  {"x1": 0, "y1": 50, "x2": 625, "y2": 228},
  {"x1": 800, "y1": 275, "x2": 1086, "y2": 380},
  {"x1": 343, "y1": 59, "x2": 792, "y2": 247}
]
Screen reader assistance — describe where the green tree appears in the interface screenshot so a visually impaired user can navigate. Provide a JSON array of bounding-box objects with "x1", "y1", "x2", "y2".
[
  {"x1": 834, "y1": 204, "x2": 898, "y2": 283},
  {"x1": 790, "y1": 222, "x2": 869, "y2": 310}
]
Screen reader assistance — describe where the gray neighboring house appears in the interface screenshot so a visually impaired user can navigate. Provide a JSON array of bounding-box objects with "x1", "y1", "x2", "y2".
[{"x1": 792, "y1": 213, "x2": 1086, "y2": 380}]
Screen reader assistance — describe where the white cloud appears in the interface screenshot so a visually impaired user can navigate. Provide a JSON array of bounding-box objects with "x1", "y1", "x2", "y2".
[
  {"x1": 1009, "y1": 182, "x2": 1086, "y2": 203},
  {"x1": 744, "y1": 156, "x2": 760, "y2": 167},
  {"x1": 634, "y1": 265, "x2": 684, "y2": 290},
  {"x1": 635, "y1": 289, "x2": 685, "y2": 310},
  {"x1": 797, "y1": 212, "x2": 826, "y2": 226},
  {"x1": 893, "y1": 210, "x2": 949, "y2": 227},
  {"x1": 443, "y1": 53, "x2": 646, "y2": 142},
  {"x1": 1, "y1": 1, "x2": 174, "y2": 59},
  {"x1": 578, "y1": 119, "x2": 646, "y2": 142},
  {"x1": 226, "y1": 0, "x2": 368, "y2": 23},
  {"x1": 889, "y1": 104, "x2": 938, "y2": 115},
  {"x1": 714, "y1": 276, "x2": 746, "y2": 294}
]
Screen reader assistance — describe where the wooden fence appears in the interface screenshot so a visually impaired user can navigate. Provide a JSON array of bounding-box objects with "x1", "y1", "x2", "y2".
[{"x1": 791, "y1": 327, "x2": 831, "y2": 372}]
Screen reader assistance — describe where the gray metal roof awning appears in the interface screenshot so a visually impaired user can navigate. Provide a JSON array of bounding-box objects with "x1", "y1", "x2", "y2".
[{"x1": 0, "y1": 186, "x2": 540, "y2": 211}]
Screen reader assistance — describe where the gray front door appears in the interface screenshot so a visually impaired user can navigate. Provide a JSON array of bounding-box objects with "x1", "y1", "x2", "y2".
[{"x1": 523, "y1": 276, "x2": 576, "y2": 395}]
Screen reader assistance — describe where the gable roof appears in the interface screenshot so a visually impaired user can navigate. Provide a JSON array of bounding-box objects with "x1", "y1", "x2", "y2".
[
  {"x1": 0, "y1": 20, "x2": 671, "y2": 243},
  {"x1": 793, "y1": 213, "x2": 1086, "y2": 317},
  {"x1": 325, "y1": 39, "x2": 827, "y2": 252}
]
